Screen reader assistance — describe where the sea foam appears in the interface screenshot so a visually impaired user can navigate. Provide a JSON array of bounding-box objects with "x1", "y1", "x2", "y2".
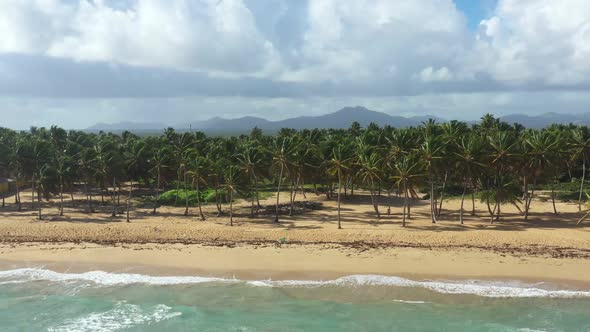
[{"x1": 1, "y1": 268, "x2": 589, "y2": 298}]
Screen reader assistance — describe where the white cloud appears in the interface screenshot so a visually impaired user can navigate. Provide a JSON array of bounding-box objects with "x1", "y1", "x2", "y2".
[
  {"x1": 419, "y1": 66, "x2": 453, "y2": 82},
  {"x1": 470, "y1": 0, "x2": 590, "y2": 86},
  {"x1": 0, "y1": 0, "x2": 282, "y2": 77},
  {"x1": 281, "y1": 0, "x2": 468, "y2": 83}
]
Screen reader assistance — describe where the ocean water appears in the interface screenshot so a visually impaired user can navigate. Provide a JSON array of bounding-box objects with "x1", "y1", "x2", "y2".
[{"x1": 1, "y1": 269, "x2": 589, "y2": 331}]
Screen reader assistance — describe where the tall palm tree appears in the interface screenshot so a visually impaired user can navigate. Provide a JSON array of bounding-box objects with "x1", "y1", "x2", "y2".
[
  {"x1": 357, "y1": 151, "x2": 382, "y2": 218},
  {"x1": 523, "y1": 130, "x2": 559, "y2": 220},
  {"x1": 188, "y1": 156, "x2": 208, "y2": 221},
  {"x1": 420, "y1": 136, "x2": 443, "y2": 223},
  {"x1": 392, "y1": 156, "x2": 422, "y2": 227},
  {"x1": 222, "y1": 166, "x2": 240, "y2": 226},
  {"x1": 454, "y1": 135, "x2": 485, "y2": 223},
  {"x1": 327, "y1": 145, "x2": 349, "y2": 229},
  {"x1": 269, "y1": 137, "x2": 294, "y2": 223},
  {"x1": 570, "y1": 128, "x2": 590, "y2": 211},
  {"x1": 149, "y1": 145, "x2": 169, "y2": 215}
]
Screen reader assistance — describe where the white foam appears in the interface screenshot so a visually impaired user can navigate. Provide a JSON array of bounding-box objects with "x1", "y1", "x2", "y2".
[
  {"x1": 0, "y1": 268, "x2": 232, "y2": 286},
  {"x1": 393, "y1": 300, "x2": 429, "y2": 304},
  {"x1": 47, "y1": 303, "x2": 180, "y2": 332},
  {"x1": 1, "y1": 268, "x2": 590, "y2": 298}
]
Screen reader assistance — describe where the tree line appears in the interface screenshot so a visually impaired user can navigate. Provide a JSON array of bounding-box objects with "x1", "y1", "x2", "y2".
[{"x1": 0, "y1": 114, "x2": 589, "y2": 227}]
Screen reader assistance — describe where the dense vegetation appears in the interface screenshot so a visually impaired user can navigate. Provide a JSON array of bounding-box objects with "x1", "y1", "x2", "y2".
[{"x1": 0, "y1": 114, "x2": 589, "y2": 227}]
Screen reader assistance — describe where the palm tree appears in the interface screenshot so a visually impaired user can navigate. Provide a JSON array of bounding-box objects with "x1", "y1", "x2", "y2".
[
  {"x1": 236, "y1": 143, "x2": 263, "y2": 217},
  {"x1": 454, "y1": 135, "x2": 485, "y2": 223},
  {"x1": 188, "y1": 156, "x2": 208, "y2": 221},
  {"x1": 222, "y1": 166, "x2": 240, "y2": 226},
  {"x1": 392, "y1": 156, "x2": 422, "y2": 227},
  {"x1": 357, "y1": 151, "x2": 382, "y2": 218},
  {"x1": 523, "y1": 130, "x2": 559, "y2": 220},
  {"x1": 124, "y1": 140, "x2": 146, "y2": 222},
  {"x1": 149, "y1": 145, "x2": 169, "y2": 215},
  {"x1": 570, "y1": 128, "x2": 590, "y2": 211},
  {"x1": 327, "y1": 145, "x2": 349, "y2": 229},
  {"x1": 269, "y1": 137, "x2": 293, "y2": 223},
  {"x1": 577, "y1": 192, "x2": 590, "y2": 225},
  {"x1": 420, "y1": 136, "x2": 443, "y2": 223}
]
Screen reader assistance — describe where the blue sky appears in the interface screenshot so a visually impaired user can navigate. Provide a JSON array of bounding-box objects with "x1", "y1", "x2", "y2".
[
  {"x1": 454, "y1": 0, "x2": 498, "y2": 29},
  {"x1": 0, "y1": 0, "x2": 589, "y2": 129}
]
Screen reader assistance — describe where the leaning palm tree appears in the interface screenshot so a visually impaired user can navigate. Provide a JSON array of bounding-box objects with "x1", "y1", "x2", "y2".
[
  {"x1": 327, "y1": 145, "x2": 349, "y2": 229},
  {"x1": 577, "y1": 192, "x2": 590, "y2": 225}
]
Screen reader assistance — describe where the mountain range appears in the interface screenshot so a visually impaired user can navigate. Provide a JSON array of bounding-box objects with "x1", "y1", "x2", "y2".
[{"x1": 85, "y1": 106, "x2": 590, "y2": 133}]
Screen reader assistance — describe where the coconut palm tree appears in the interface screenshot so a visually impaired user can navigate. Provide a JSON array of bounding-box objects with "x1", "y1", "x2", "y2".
[
  {"x1": 269, "y1": 137, "x2": 294, "y2": 223},
  {"x1": 327, "y1": 145, "x2": 349, "y2": 229},
  {"x1": 454, "y1": 135, "x2": 486, "y2": 224},
  {"x1": 357, "y1": 151, "x2": 382, "y2": 218},
  {"x1": 222, "y1": 166, "x2": 241, "y2": 226},
  {"x1": 523, "y1": 130, "x2": 559, "y2": 220},
  {"x1": 188, "y1": 156, "x2": 208, "y2": 221},
  {"x1": 392, "y1": 156, "x2": 423, "y2": 227},
  {"x1": 149, "y1": 144, "x2": 169, "y2": 215},
  {"x1": 570, "y1": 128, "x2": 590, "y2": 211}
]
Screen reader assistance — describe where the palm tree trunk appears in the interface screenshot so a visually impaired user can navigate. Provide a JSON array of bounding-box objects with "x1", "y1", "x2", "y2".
[
  {"x1": 525, "y1": 177, "x2": 537, "y2": 220},
  {"x1": 126, "y1": 181, "x2": 132, "y2": 222},
  {"x1": 387, "y1": 187, "x2": 392, "y2": 215},
  {"x1": 274, "y1": 163, "x2": 284, "y2": 223},
  {"x1": 471, "y1": 189, "x2": 476, "y2": 216},
  {"x1": 370, "y1": 179, "x2": 380, "y2": 218},
  {"x1": 229, "y1": 189, "x2": 233, "y2": 226},
  {"x1": 184, "y1": 170, "x2": 189, "y2": 216},
  {"x1": 460, "y1": 186, "x2": 466, "y2": 225},
  {"x1": 254, "y1": 174, "x2": 261, "y2": 210},
  {"x1": 153, "y1": 170, "x2": 160, "y2": 215},
  {"x1": 429, "y1": 171, "x2": 437, "y2": 223},
  {"x1": 37, "y1": 189, "x2": 42, "y2": 220},
  {"x1": 59, "y1": 177, "x2": 64, "y2": 216},
  {"x1": 196, "y1": 180, "x2": 205, "y2": 221},
  {"x1": 577, "y1": 210, "x2": 590, "y2": 225},
  {"x1": 437, "y1": 171, "x2": 448, "y2": 218},
  {"x1": 16, "y1": 180, "x2": 21, "y2": 211},
  {"x1": 31, "y1": 175, "x2": 35, "y2": 209},
  {"x1": 337, "y1": 172, "x2": 342, "y2": 229},
  {"x1": 579, "y1": 158, "x2": 586, "y2": 212},
  {"x1": 111, "y1": 177, "x2": 117, "y2": 217},
  {"x1": 551, "y1": 187, "x2": 558, "y2": 215},
  {"x1": 402, "y1": 183, "x2": 407, "y2": 227}
]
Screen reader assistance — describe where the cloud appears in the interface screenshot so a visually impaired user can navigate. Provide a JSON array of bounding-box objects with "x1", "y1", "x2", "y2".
[
  {"x1": 469, "y1": 0, "x2": 590, "y2": 86},
  {"x1": 0, "y1": 0, "x2": 282, "y2": 77}
]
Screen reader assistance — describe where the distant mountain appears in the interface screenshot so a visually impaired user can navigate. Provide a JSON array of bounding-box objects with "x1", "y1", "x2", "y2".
[
  {"x1": 499, "y1": 112, "x2": 590, "y2": 128},
  {"x1": 188, "y1": 106, "x2": 444, "y2": 133},
  {"x1": 85, "y1": 108, "x2": 590, "y2": 134},
  {"x1": 86, "y1": 121, "x2": 163, "y2": 132}
]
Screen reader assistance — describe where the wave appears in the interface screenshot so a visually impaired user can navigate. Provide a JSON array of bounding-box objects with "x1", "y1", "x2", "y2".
[
  {"x1": 47, "y1": 303, "x2": 180, "y2": 332},
  {"x1": 1, "y1": 268, "x2": 590, "y2": 298}
]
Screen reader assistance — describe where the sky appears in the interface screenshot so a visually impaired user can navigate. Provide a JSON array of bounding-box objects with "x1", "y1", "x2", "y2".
[{"x1": 1, "y1": 0, "x2": 590, "y2": 129}]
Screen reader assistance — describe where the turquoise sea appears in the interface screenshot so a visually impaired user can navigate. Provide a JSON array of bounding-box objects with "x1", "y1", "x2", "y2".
[{"x1": 1, "y1": 269, "x2": 589, "y2": 331}]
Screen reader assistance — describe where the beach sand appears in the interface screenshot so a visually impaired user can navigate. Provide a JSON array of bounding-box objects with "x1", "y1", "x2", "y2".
[{"x1": 1, "y1": 189, "x2": 589, "y2": 285}]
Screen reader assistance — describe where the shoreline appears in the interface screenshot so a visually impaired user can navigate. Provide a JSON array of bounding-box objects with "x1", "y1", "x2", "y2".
[{"x1": 2, "y1": 242, "x2": 590, "y2": 289}]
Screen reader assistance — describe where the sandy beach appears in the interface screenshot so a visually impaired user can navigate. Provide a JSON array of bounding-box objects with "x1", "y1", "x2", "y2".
[{"x1": 1, "y1": 190, "x2": 590, "y2": 285}]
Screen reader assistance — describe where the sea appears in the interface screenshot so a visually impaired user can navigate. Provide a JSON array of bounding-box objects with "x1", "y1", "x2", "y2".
[{"x1": 0, "y1": 268, "x2": 589, "y2": 331}]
